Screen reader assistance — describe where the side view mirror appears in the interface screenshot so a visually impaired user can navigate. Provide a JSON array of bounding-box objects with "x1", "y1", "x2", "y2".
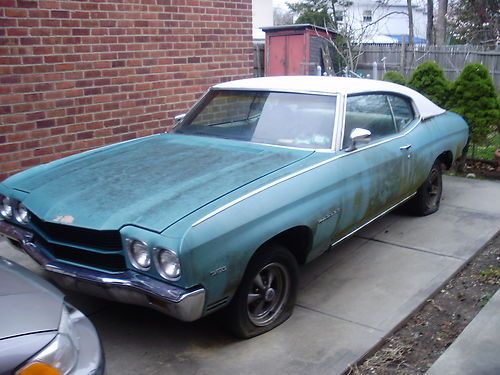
[
  {"x1": 174, "y1": 113, "x2": 186, "y2": 125},
  {"x1": 346, "y1": 128, "x2": 371, "y2": 152}
]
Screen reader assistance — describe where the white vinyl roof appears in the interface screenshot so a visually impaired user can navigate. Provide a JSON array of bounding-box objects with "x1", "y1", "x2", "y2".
[{"x1": 214, "y1": 76, "x2": 446, "y2": 120}]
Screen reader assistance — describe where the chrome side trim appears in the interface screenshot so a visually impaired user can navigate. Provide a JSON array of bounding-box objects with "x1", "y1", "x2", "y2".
[
  {"x1": 329, "y1": 193, "x2": 416, "y2": 249},
  {"x1": 0, "y1": 220, "x2": 206, "y2": 322},
  {"x1": 211, "y1": 86, "x2": 341, "y2": 97},
  {"x1": 192, "y1": 118, "x2": 423, "y2": 227}
]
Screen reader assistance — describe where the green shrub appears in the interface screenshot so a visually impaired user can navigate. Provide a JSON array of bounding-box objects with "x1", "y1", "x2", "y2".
[
  {"x1": 408, "y1": 61, "x2": 450, "y2": 107},
  {"x1": 448, "y1": 63, "x2": 500, "y2": 147},
  {"x1": 383, "y1": 71, "x2": 406, "y2": 86}
]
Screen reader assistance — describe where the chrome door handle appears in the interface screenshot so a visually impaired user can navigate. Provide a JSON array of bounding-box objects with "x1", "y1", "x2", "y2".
[{"x1": 400, "y1": 144, "x2": 412, "y2": 150}]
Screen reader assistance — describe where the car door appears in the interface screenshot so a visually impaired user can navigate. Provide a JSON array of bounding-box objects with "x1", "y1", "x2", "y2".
[
  {"x1": 331, "y1": 93, "x2": 414, "y2": 240},
  {"x1": 386, "y1": 94, "x2": 419, "y2": 196}
]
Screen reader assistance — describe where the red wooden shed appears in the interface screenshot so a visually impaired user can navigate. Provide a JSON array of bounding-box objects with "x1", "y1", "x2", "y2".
[{"x1": 262, "y1": 24, "x2": 336, "y2": 76}]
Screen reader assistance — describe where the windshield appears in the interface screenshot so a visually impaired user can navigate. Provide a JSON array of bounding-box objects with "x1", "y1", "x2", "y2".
[{"x1": 173, "y1": 90, "x2": 337, "y2": 149}]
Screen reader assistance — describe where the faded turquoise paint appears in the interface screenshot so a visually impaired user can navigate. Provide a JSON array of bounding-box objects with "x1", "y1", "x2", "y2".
[
  {"x1": 2, "y1": 134, "x2": 313, "y2": 232},
  {"x1": 167, "y1": 112, "x2": 468, "y2": 308},
  {"x1": 0, "y1": 97, "x2": 469, "y2": 317}
]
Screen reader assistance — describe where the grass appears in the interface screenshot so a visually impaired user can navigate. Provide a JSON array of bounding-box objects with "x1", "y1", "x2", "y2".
[
  {"x1": 468, "y1": 133, "x2": 500, "y2": 160},
  {"x1": 479, "y1": 266, "x2": 500, "y2": 285}
]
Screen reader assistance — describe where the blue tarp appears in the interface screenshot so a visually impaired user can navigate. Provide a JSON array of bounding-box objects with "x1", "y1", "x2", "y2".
[{"x1": 388, "y1": 34, "x2": 427, "y2": 44}]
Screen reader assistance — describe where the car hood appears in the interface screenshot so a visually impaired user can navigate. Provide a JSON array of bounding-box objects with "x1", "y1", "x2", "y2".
[
  {"x1": 7, "y1": 134, "x2": 314, "y2": 232},
  {"x1": 0, "y1": 257, "x2": 63, "y2": 340}
]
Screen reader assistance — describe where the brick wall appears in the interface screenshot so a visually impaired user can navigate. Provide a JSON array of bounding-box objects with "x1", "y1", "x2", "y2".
[{"x1": 0, "y1": 0, "x2": 253, "y2": 180}]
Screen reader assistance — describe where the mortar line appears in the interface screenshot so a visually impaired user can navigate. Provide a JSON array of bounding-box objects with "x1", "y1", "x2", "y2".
[
  {"x1": 354, "y1": 236, "x2": 465, "y2": 261},
  {"x1": 295, "y1": 303, "x2": 384, "y2": 333}
]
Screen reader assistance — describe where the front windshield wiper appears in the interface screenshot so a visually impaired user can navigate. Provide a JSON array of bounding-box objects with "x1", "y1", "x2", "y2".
[{"x1": 205, "y1": 118, "x2": 249, "y2": 127}]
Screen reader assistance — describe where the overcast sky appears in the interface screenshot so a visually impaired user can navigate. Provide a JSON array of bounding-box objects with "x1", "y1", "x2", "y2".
[{"x1": 273, "y1": 0, "x2": 289, "y2": 9}]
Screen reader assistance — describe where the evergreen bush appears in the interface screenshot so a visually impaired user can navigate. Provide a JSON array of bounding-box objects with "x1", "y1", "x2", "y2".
[
  {"x1": 447, "y1": 63, "x2": 500, "y2": 147},
  {"x1": 408, "y1": 61, "x2": 450, "y2": 107},
  {"x1": 383, "y1": 71, "x2": 406, "y2": 85}
]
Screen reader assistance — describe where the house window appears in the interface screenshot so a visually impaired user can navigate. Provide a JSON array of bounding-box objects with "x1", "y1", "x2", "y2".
[
  {"x1": 363, "y1": 10, "x2": 372, "y2": 23},
  {"x1": 336, "y1": 10, "x2": 344, "y2": 23}
]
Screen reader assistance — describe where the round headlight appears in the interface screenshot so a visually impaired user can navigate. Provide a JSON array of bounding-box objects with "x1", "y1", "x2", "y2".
[
  {"x1": 0, "y1": 195, "x2": 13, "y2": 219},
  {"x1": 155, "y1": 248, "x2": 181, "y2": 280},
  {"x1": 128, "y1": 240, "x2": 151, "y2": 270},
  {"x1": 14, "y1": 202, "x2": 30, "y2": 224}
]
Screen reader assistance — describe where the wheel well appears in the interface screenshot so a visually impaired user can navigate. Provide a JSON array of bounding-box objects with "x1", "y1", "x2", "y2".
[
  {"x1": 437, "y1": 150, "x2": 453, "y2": 170},
  {"x1": 262, "y1": 226, "x2": 313, "y2": 265}
]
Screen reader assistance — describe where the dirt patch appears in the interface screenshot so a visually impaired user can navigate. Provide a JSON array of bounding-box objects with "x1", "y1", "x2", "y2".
[
  {"x1": 348, "y1": 231, "x2": 500, "y2": 375},
  {"x1": 451, "y1": 159, "x2": 500, "y2": 180}
]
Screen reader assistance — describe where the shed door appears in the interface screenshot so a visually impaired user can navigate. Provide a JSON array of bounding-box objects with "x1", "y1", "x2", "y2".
[{"x1": 267, "y1": 34, "x2": 306, "y2": 76}]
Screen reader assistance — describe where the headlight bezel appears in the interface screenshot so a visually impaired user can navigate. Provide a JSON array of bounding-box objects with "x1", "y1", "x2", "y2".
[
  {"x1": 0, "y1": 195, "x2": 13, "y2": 219},
  {"x1": 14, "y1": 202, "x2": 30, "y2": 224},
  {"x1": 126, "y1": 238, "x2": 152, "y2": 271},
  {"x1": 154, "y1": 247, "x2": 181, "y2": 281},
  {"x1": 0, "y1": 195, "x2": 30, "y2": 225}
]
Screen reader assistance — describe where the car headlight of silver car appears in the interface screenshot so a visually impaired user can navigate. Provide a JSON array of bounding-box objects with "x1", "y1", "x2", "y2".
[
  {"x1": 127, "y1": 239, "x2": 151, "y2": 270},
  {"x1": 0, "y1": 195, "x2": 13, "y2": 219},
  {"x1": 154, "y1": 248, "x2": 181, "y2": 280},
  {"x1": 16, "y1": 304, "x2": 79, "y2": 375}
]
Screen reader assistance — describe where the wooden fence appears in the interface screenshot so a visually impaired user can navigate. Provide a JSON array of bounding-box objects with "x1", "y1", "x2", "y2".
[
  {"x1": 253, "y1": 42, "x2": 499, "y2": 87},
  {"x1": 253, "y1": 42, "x2": 265, "y2": 77},
  {"x1": 356, "y1": 44, "x2": 500, "y2": 86}
]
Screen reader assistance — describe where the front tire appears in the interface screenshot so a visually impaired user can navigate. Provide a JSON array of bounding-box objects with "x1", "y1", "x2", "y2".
[
  {"x1": 408, "y1": 160, "x2": 443, "y2": 216},
  {"x1": 226, "y1": 244, "x2": 298, "y2": 338}
]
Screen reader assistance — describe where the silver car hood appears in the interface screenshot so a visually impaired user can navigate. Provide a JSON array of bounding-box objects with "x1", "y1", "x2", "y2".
[{"x1": 0, "y1": 256, "x2": 63, "y2": 340}]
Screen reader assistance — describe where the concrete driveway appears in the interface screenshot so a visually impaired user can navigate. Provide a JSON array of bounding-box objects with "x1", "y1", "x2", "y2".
[{"x1": 1, "y1": 175, "x2": 499, "y2": 375}]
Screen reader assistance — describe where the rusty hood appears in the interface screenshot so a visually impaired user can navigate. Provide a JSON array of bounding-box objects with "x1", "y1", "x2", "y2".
[{"x1": 5, "y1": 134, "x2": 314, "y2": 232}]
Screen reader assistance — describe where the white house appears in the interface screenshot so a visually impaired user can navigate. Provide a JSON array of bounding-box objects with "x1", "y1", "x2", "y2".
[
  {"x1": 253, "y1": 0, "x2": 273, "y2": 40},
  {"x1": 336, "y1": 0, "x2": 428, "y2": 43}
]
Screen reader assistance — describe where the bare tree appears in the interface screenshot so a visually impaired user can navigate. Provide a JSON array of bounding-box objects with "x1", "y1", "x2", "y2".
[
  {"x1": 316, "y1": 1, "x2": 407, "y2": 75},
  {"x1": 289, "y1": 1, "x2": 412, "y2": 75},
  {"x1": 435, "y1": 0, "x2": 448, "y2": 44},
  {"x1": 273, "y1": 7, "x2": 294, "y2": 26},
  {"x1": 426, "y1": 0, "x2": 434, "y2": 44}
]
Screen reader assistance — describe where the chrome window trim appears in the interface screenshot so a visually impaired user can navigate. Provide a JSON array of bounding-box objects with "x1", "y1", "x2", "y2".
[
  {"x1": 174, "y1": 89, "x2": 340, "y2": 151},
  {"x1": 386, "y1": 95, "x2": 398, "y2": 132},
  {"x1": 338, "y1": 91, "x2": 420, "y2": 150},
  {"x1": 210, "y1": 87, "x2": 342, "y2": 98},
  {"x1": 332, "y1": 93, "x2": 345, "y2": 151},
  {"x1": 192, "y1": 115, "x2": 424, "y2": 227}
]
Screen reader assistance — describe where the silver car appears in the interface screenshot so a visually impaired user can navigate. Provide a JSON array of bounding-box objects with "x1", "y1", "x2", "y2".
[{"x1": 0, "y1": 256, "x2": 104, "y2": 375}]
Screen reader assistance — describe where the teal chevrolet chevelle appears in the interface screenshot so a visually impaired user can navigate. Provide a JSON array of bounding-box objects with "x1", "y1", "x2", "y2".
[{"x1": 0, "y1": 76, "x2": 468, "y2": 338}]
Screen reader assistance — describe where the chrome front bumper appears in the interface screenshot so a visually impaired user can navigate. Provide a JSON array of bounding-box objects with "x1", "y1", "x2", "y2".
[{"x1": 0, "y1": 220, "x2": 206, "y2": 322}]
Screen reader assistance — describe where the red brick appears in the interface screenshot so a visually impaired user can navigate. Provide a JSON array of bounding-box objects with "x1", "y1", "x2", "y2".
[
  {"x1": 26, "y1": 112, "x2": 45, "y2": 121},
  {"x1": 36, "y1": 119, "x2": 55, "y2": 128},
  {"x1": 0, "y1": 0, "x2": 16, "y2": 6},
  {"x1": 5, "y1": 8, "x2": 28, "y2": 17},
  {"x1": 17, "y1": 0, "x2": 37, "y2": 8},
  {"x1": 0, "y1": 0, "x2": 253, "y2": 178}
]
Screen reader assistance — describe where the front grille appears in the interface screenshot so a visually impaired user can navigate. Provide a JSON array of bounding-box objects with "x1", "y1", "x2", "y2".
[
  {"x1": 36, "y1": 236, "x2": 127, "y2": 272},
  {"x1": 30, "y1": 214, "x2": 122, "y2": 251},
  {"x1": 29, "y1": 213, "x2": 126, "y2": 273}
]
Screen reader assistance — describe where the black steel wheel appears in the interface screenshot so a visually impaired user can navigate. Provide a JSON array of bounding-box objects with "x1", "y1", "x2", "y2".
[
  {"x1": 226, "y1": 244, "x2": 298, "y2": 338},
  {"x1": 408, "y1": 160, "x2": 443, "y2": 216}
]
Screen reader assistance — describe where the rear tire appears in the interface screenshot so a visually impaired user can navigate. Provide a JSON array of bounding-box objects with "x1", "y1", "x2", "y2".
[
  {"x1": 408, "y1": 160, "x2": 443, "y2": 216},
  {"x1": 225, "y1": 244, "x2": 298, "y2": 339}
]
